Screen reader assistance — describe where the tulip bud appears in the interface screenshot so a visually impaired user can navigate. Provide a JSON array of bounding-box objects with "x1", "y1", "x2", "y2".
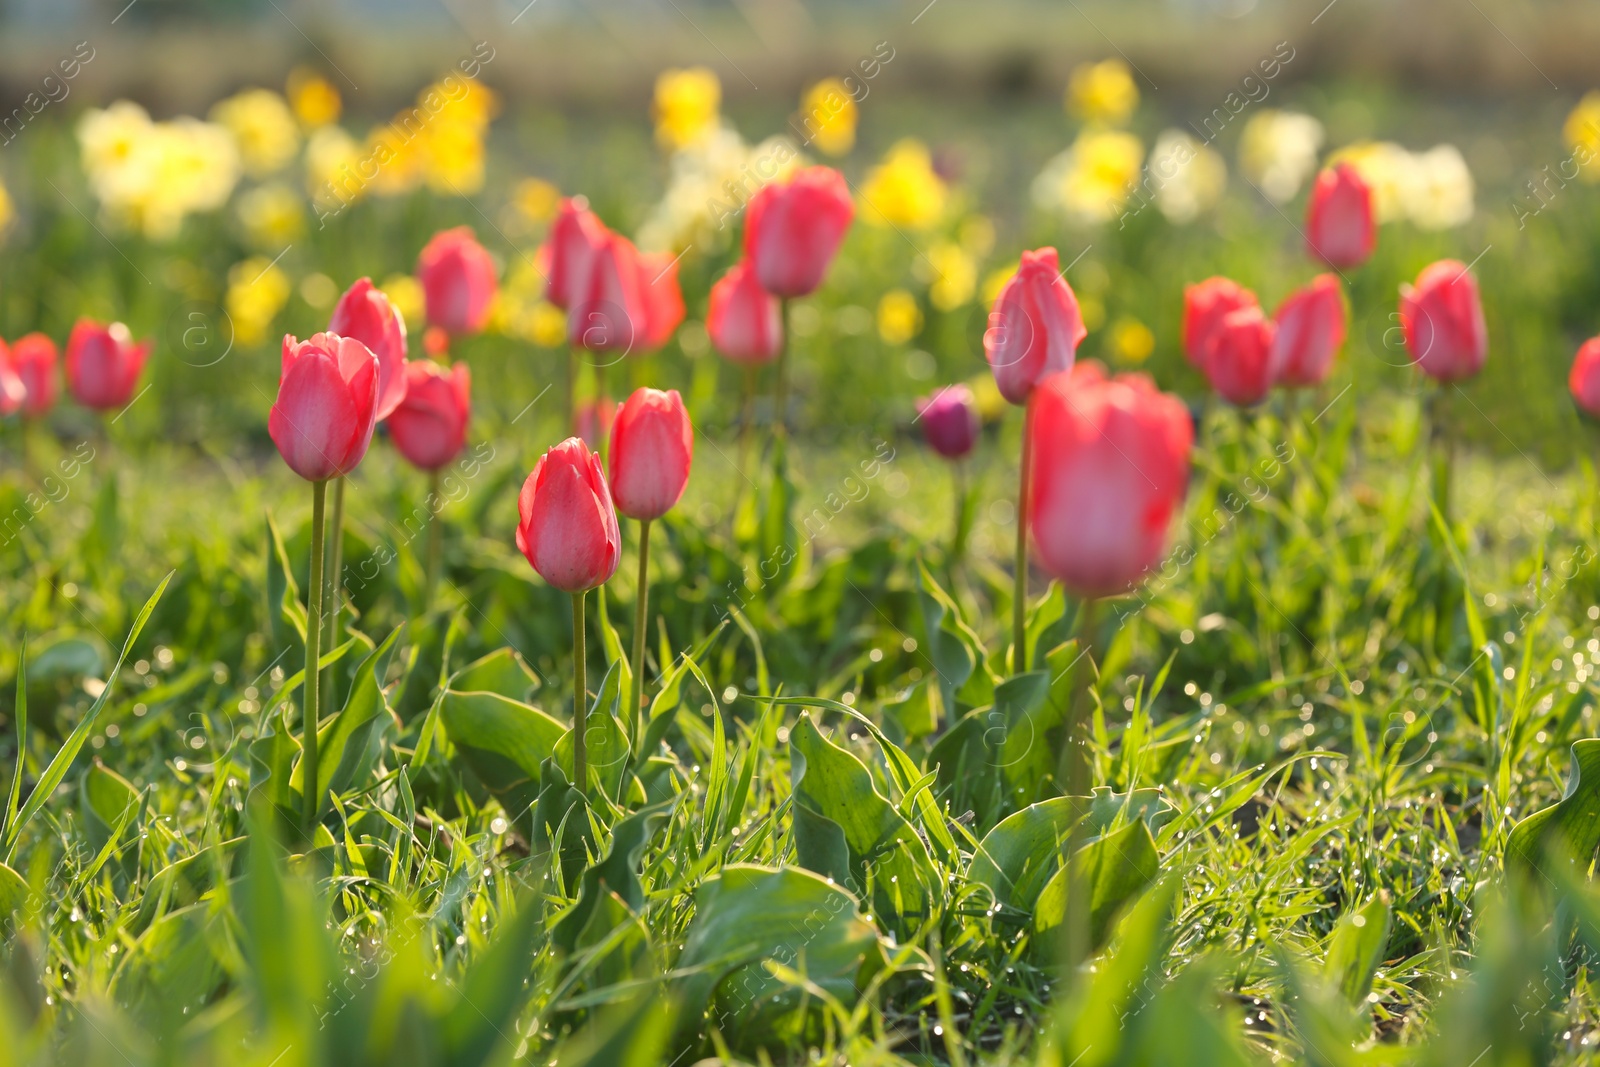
[
  {"x1": 744, "y1": 166, "x2": 855, "y2": 297},
  {"x1": 1571, "y1": 337, "x2": 1600, "y2": 418},
  {"x1": 268, "y1": 332, "x2": 380, "y2": 482},
  {"x1": 1204, "y1": 306, "x2": 1279, "y2": 407},
  {"x1": 917, "y1": 384, "x2": 980, "y2": 460},
  {"x1": 569, "y1": 231, "x2": 649, "y2": 354},
  {"x1": 1182, "y1": 277, "x2": 1258, "y2": 369},
  {"x1": 1305, "y1": 163, "x2": 1376, "y2": 269},
  {"x1": 1271, "y1": 274, "x2": 1346, "y2": 388},
  {"x1": 609, "y1": 387, "x2": 693, "y2": 521},
  {"x1": 707, "y1": 260, "x2": 783, "y2": 364},
  {"x1": 1028, "y1": 362, "x2": 1193, "y2": 598},
  {"x1": 66, "y1": 319, "x2": 150, "y2": 412},
  {"x1": 417, "y1": 226, "x2": 498, "y2": 336},
  {"x1": 329, "y1": 277, "x2": 408, "y2": 420},
  {"x1": 544, "y1": 196, "x2": 608, "y2": 310},
  {"x1": 1400, "y1": 259, "x2": 1487, "y2": 383},
  {"x1": 516, "y1": 437, "x2": 621, "y2": 593},
  {"x1": 11, "y1": 333, "x2": 58, "y2": 418},
  {"x1": 635, "y1": 250, "x2": 686, "y2": 352},
  {"x1": 388, "y1": 360, "x2": 470, "y2": 471},
  {"x1": 984, "y1": 247, "x2": 1086, "y2": 405},
  {"x1": 0, "y1": 344, "x2": 23, "y2": 417}
]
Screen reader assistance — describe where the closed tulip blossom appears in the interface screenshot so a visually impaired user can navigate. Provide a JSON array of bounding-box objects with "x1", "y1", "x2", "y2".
[
  {"x1": 1571, "y1": 338, "x2": 1600, "y2": 418},
  {"x1": 1400, "y1": 259, "x2": 1488, "y2": 383},
  {"x1": 984, "y1": 246, "x2": 1087, "y2": 672},
  {"x1": 65, "y1": 319, "x2": 150, "y2": 412},
  {"x1": 744, "y1": 165, "x2": 855, "y2": 298},
  {"x1": 707, "y1": 261, "x2": 783, "y2": 364},
  {"x1": 609, "y1": 388, "x2": 694, "y2": 723},
  {"x1": 329, "y1": 277, "x2": 408, "y2": 419},
  {"x1": 1183, "y1": 277, "x2": 1258, "y2": 370},
  {"x1": 1271, "y1": 274, "x2": 1346, "y2": 388},
  {"x1": 389, "y1": 360, "x2": 470, "y2": 472},
  {"x1": 545, "y1": 196, "x2": 608, "y2": 310},
  {"x1": 417, "y1": 226, "x2": 498, "y2": 336},
  {"x1": 0, "y1": 345, "x2": 23, "y2": 417},
  {"x1": 983, "y1": 247, "x2": 1086, "y2": 406},
  {"x1": 569, "y1": 231, "x2": 649, "y2": 354},
  {"x1": 1028, "y1": 362, "x2": 1193, "y2": 598},
  {"x1": 918, "y1": 385, "x2": 980, "y2": 460},
  {"x1": 517, "y1": 437, "x2": 622, "y2": 791},
  {"x1": 11, "y1": 333, "x2": 58, "y2": 418},
  {"x1": 1204, "y1": 306, "x2": 1279, "y2": 407},
  {"x1": 1305, "y1": 163, "x2": 1376, "y2": 269},
  {"x1": 635, "y1": 250, "x2": 686, "y2": 352}
]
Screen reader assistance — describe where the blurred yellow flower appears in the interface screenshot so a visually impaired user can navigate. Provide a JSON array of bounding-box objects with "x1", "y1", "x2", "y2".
[
  {"x1": 80, "y1": 104, "x2": 243, "y2": 240},
  {"x1": 654, "y1": 67, "x2": 721, "y2": 152},
  {"x1": 424, "y1": 77, "x2": 499, "y2": 131},
  {"x1": 1329, "y1": 140, "x2": 1473, "y2": 229},
  {"x1": 420, "y1": 120, "x2": 486, "y2": 195},
  {"x1": 529, "y1": 301, "x2": 568, "y2": 347},
  {"x1": 925, "y1": 242, "x2": 977, "y2": 311},
  {"x1": 380, "y1": 274, "x2": 425, "y2": 328},
  {"x1": 981, "y1": 264, "x2": 1016, "y2": 307},
  {"x1": 0, "y1": 180, "x2": 12, "y2": 237},
  {"x1": 1111, "y1": 317, "x2": 1155, "y2": 364},
  {"x1": 860, "y1": 139, "x2": 947, "y2": 230},
  {"x1": 1239, "y1": 110, "x2": 1323, "y2": 204},
  {"x1": 514, "y1": 177, "x2": 561, "y2": 224},
  {"x1": 1033, "y1": 129, "x2": 1144, "y2": 225},
  {"x1": 492, "y1": 258, "x2": 566, "y2": 344},
  {"x1": 226, "y1": 257, "x2": 291, "y2": 346},
  {"x1": 1150, "y1": 129, "x2": 1227, "y2": 225},
  {"x1": 306, "y1": 125, "x2": 363, "y2": 214},
  {"x1": 210, "y1": 89, "x2": 301, "y2": 178},
  {"x1": 363, "y1": 123, "x2": 424, "y2": 197},
  {"x1": 1067, "y1": 59, "x2": 1139, "y2": 127},
  {"x1": 287, "y1": 68, "x2": 341, "y2": 129},
  {"x1": 877, "y1": 289, "x2": 923, "y2": 344},
  {"x1": 799, "y1": 79, "x2": 857, "y2": 157},
  {"x1": 1564, "y1": 92, "x2": 1600, "y2": 182},
  {"x1": 1327, "y1": 141, "x2": 1410, "y2": 223},
  {"x1": 236, "y1": 181, "x2": 305, "y2": 247}
]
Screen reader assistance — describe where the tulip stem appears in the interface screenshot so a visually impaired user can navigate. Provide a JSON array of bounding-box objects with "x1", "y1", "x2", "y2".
[
  {"x1": 1429, "y1": 388, "x2": 1453, "y2": 525},
  {"x1": 1061, "y1": 596, "x2": 1098, "y2": 986},
  {"x1": 773, "y1": 298, "x2": 791, "y2": 441},
  {"x1": 950, "y1": 461, "x2": 969, "y2": 569},
  {"x1": 302, "y1": 478, "x2": 327, "y2": 836},
  {"x1": 630, "y1": 518, "x2": 652, "y2": 745},
  {"x1": 567, "y1": 347, "x2": 580, "y2": 437},
  {"x1": 733, "y1": 365, "x2": 758, "y2": 527},
  {"x1": 425, "y1": 468, "x2": 443, "y2": 607},
  {"x1": 321, "y1": 476, "x2": 345, "y2": 718},
  {"x1": 1013, "y1": 400, "x2": 1034, "y2": 674},
  {"x1": 572, "y1": 590, "x2": 588, "y2": 792}
]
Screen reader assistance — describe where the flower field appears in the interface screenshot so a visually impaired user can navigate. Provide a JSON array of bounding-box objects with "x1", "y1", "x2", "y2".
[{"x1": 10, "y1": 7, "x2": 1600, "y2": 1065}]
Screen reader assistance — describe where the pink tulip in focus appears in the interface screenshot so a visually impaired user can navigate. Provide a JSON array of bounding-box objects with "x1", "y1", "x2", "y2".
[
  {"x1": 515, "y1": 437, "x2": 621, "y2": 593},
  {"x1": 268, "y1": 332, "x2": 380, "y2": 482},
  {"x1": 329, "y1": 277, "x2": 408, "y2": 419},
  {"x1": 983, "y1": 248, "x2": 1086, "y2": 405},
  {"x1": 609, "y1": 387, "x2": 693, "y2": 521}
]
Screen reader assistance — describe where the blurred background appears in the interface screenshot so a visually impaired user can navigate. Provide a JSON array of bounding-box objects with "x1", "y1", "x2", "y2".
[{"x1": 0, "y1": 0, "x2": 1597, "y2": 465}]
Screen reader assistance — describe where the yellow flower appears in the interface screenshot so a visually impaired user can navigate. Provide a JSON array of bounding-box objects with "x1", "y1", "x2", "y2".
[
  {"x1": 798, "y1": 79, "x2": 857, "y2": 157},
  {"x1": 1111, "y1": 317, "x2": 1155, "y2": 364},
  {"x1": 78, "y1": 101, "x2": 154, "y2": 180},
  {"x1": 925, "y1": 242, "x2": 977, "y2": 311},
  {"x1": 1149, "y1": 129, "x2": 1227, "y2": 225},
  {"x1": 981, "y1": 264, "x2": 1016, "y2": 307},
  {"x1": 1405, "y1": 145, "x2": 1474, "y2": 230},
  {"x1": 0, "y1": 180, "x2": 12, "y2": 237},
  {"x1": 305, "y1": 125, "x2": 363, "y2": 214},
  {"x1": 226, "y1": 257, "x2": 291, "y2": 346},
  {"x1": 423, "y1": 77, "x2": 498, "y2": 131},
  {"x1": 877, "y1": 289, "x2": 923, "y2": 345},
  {"x1": 860, "y1": 139, "x2": 947, "y2": 230},
  {"x1": 1067, "y1": 59, "x2": 1139, "y2": 127},
  {"x1": 379, "y1": 274, "x2": 425, "y2": 328},
  {"x1": 513, "y1": 177, "x2": 561, "y2": 224},
  {"x1": 420, "y1": 120, "x2": 486, "y2": 195},
  {"x1": 210, "y1": 89, "x2": 301, "y2": 178},
  {"x1": 529, "y1": 301, "x2": 568, "y2": 347},
  {"x1": 287, "y1": 68, "x2": 341, "y2": 128},
  {"x1": 1239, "y1": 110, "x2": 1323, "y2": 204},
  {"x1": 363, "y1": 122, "x2": 424, "y2": 197},
  {"x1": 653, "y1": 67, "x2": 721, "y2": 152},
  {"x1": 1033, "y1": 130, "x2": 1144, "y2": 226},
  {"x1": 236, "y1": 181, "x2": 305, "y2": 247},
  {"x1": 1565, "y1": 92, "x2": 1600, "y2": 183}
]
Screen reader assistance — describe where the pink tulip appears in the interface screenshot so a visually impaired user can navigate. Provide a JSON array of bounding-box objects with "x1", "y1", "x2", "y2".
[
  {"x1": 1400, "y1": 259, "x2": 1488, "y2": 383},
  {"x1": 268, "y1": 332, "x2": 380, "y2": 482},
  {"x1": 1183, "y1": 277, "x2": 1258, "y2": 370},
  {"x1": 918, "y1": 385, "x2": 980, "y2": 460},
  {"x1": 635, "y1": 250, "x2": 686, "y2": 352},
  {"x1": 388, "y1": 360, "x2": 470, "y2": 471},
  {"x1": 744, "y1": 166, "x2": 855, "y2": 298},
  {"x1": 575, "y1": 396, "x2": 617, "y2": 449},
  {"x1": 1271, "y1": 274, "x2": 1346, "y2": 388},
  {"x1": 1571, "y1": 337, "x2": 1600, "y2": 418},
  {"x1": 1305, "y1": 163, "x2": 1376, "y2": 269},
  {"x1": 65, "y1": 319, "x2": 150, "y2": 412},
  {"x1": 984, "y1": 248, "x2": 1086, "y2": 405},
  {"x1": 329, "y1": 277, "x2": 408, "y2": 420},
  {"x1": 569, "y1": 232, "x2": 649, "y2": 354},
  {"x1": 545, "y1": 197, "x2": 608, "y2": 311},
  {"x1": 609, "y1": 387, "x2": 693, "y2": 521},
  {"x1": 417, "y1": 226, "x2": 498, "y2": 336},
  {"x1": 707, "y1": 260, "x2": 783, "y2": 364},
  {"x1": 1204, "y1": 306, "x2": 1279, "y2": 407},
  {"x1": 515, "y1": 437, "x2": 621, "y2": 593},
  {"x1": 11, "y1": 333, "x2": 58, "y2": 418},
  {"x1": 1028, "y1": 362, "x2": 1193, "y2": 598},
  {"x1": 0, "y1": 343, "x2": 23, "y2": 417}
]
